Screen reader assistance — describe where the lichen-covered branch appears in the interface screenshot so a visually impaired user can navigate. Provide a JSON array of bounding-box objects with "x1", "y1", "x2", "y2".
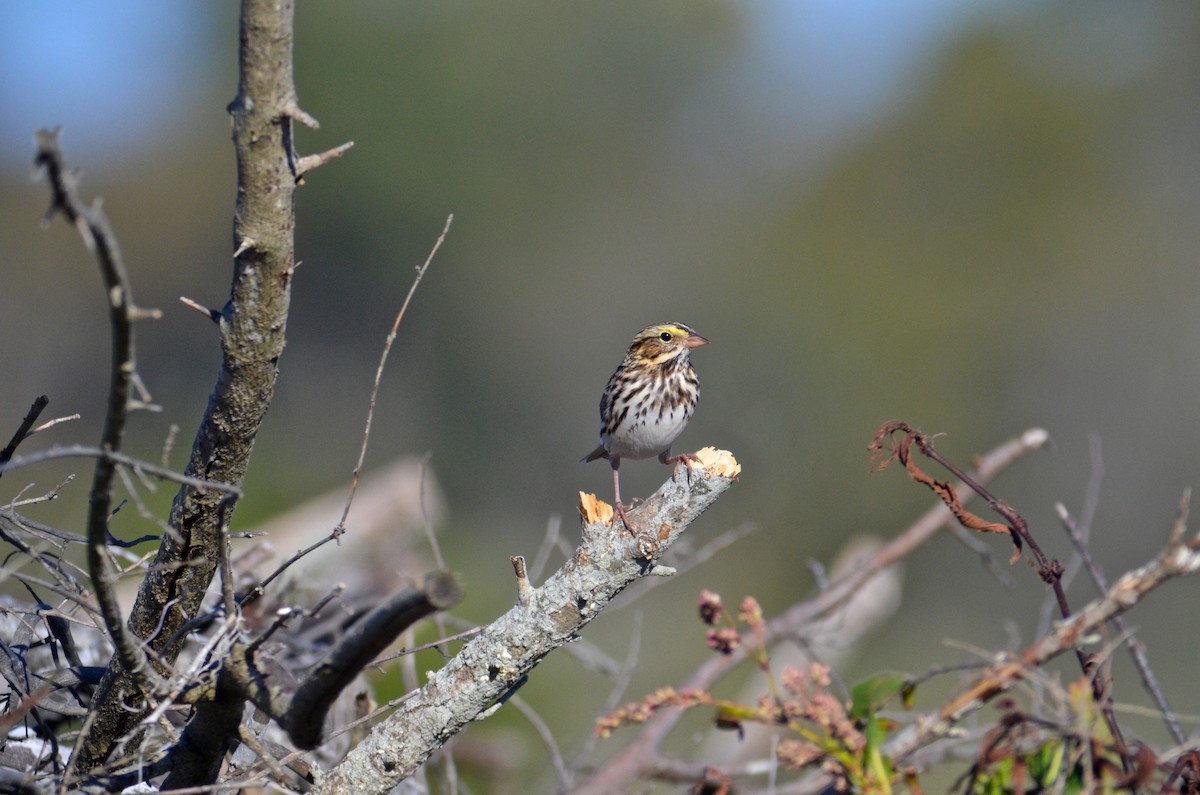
[{"x1": 314, "y1": 448, "x2": 740, "y2": 795}]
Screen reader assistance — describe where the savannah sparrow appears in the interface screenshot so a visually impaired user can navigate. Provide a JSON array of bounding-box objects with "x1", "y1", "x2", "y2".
[{"x1": 583, "y1": 322, "x2": 709, "y2": 529}]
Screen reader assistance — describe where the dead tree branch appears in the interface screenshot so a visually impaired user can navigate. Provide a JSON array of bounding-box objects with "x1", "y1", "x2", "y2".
[
  {"x1": 573, "y1": 428, "x2": 1048, "y2": 795},
  {"x1": 870, "y1": 421, "x2": 1131, "y2": 768},
  {"x1": 284, "y1": 572, "x2": 464, "y2": 750},
  {"x1": 314, "y1": 448, "x2": 740, "y2": 795},
  {"x1": 885, "y1": 491, "x2": 1200, "y2": 762},
  {"x1": 0, "y1": 396, "x2": 49, "y2": 475},
  {"x1": 35, "y1": 130, "x2": 165, "y2": 699}
]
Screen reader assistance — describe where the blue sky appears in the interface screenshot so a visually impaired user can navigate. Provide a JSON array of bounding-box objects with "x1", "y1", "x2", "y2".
[
  {"x1": 0, "y1": 4, "x2": 219, "y2": 159},
  {"x1": 0, "y1": 3, "x2": 1008, "y2": 164}
]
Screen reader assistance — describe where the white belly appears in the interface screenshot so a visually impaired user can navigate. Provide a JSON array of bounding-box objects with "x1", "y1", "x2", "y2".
[{"x1": 603, "y1": 402, "x2": 691, "y2": 461}]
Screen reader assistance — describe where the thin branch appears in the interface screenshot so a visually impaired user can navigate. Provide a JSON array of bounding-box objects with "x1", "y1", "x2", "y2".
[
  {"x1": 1056, "y1": 498, "x2": 1186, "y2": 745},
  {"x1": 529, "y1": 513, "x2": 565, "y2": 582},
  {"x1": 571, "y1": 611, "x2": 644, "y2": 773},
  {"x1": 885, "y1": 501, "x2": 1200, "y2": 762},
  {"x1": 605, "y1": 522, "x2": 756, "y2": 616},
  {"x1": 236, "y1": 217, "x2": 454, "y2": 612},
  {"x1": 336, "y1": 215, "x2": 452, "y2": 533},
  {"x1": 510, "y1": 694, "x2": 573, "y2": 791},
  {"x1": 367, "y1": 626, "x2": 484, "y2": 668},
  {"x1": 419, "y1": 453, "x2": 445, "y2": 570},
  {"x1": 0, "y1": 395, "x2": 49, "y2": 477},
  {"x1": 574, "y1": 428, "x2": 1048, "y2": 795},
  {"x1": 34, "y1": 130, "x2": 163, "y2": 696},
  {"x1": 0, "y1": 445, "x2": 240, "y2": 496}
]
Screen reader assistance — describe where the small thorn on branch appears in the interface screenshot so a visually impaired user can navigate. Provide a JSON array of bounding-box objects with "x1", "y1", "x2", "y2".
[
  {"x1": 295, "y1": 141, "x2": 354, "y2": 178},
  {"x1": 31, "y1": 414, "x2": 80, "y2": 435},
  {"x1": 129, "y1": 305, "x2": 163, "y2": 322},
  {"x1": 283, "y1": 102, "x2": 320, "y2": 129},
  {"x1": 180, "y1": 296, "x2": 222, "y2": 323},
  {"x1": 233, "y1": 238, "x2": 257, "y2": 258}
]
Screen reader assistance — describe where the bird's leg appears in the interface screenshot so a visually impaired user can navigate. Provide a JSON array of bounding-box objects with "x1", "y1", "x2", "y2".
[
  {"x1": 660, "y1": 449, "x2": 703, "y2": 486},
  {"x1": 611, "y1": 461, "x2": 635, "y2": 534}
]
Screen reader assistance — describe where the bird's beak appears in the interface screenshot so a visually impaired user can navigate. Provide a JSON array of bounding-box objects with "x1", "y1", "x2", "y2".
[{"x1": 684, "y1": 333, "x2": 709, "y2": 349}]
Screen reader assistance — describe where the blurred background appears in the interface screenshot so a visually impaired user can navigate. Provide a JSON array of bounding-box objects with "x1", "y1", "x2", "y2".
[{"x1": 3, "y1": 2, "x2": 1199, "y2": 790}]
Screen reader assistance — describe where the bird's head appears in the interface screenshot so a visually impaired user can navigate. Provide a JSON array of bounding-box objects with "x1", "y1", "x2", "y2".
[{"x1": 626, "y1": 323, "x2": 708, "y2": 367}]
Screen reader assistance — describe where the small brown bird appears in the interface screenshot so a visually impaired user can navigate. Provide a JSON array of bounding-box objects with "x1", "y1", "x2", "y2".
[{"x1": 583, "y1": 322, "x2": 708, "y2": 529}]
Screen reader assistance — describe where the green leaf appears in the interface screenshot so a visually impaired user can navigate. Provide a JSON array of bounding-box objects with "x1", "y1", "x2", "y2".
[{"x1": 849, "y1": 673, "x2": 911, "y2": 721}]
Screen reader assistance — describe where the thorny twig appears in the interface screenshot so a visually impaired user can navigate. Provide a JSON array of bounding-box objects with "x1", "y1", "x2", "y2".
[
  {"x1": 1057, "y1": 498, "x2": 1187, "y2": 745},
  {"x1": 0, "y1": 396, "x2": 49, "y2": 477},
  {"x1": 886, "y1": 489, "x2": 1200, "y2": 765},
  {"x1": 337, "y1": 215, "x2": 452, "y2": 533},
  {"x1": 576, "y1": 427, "x2": 1049, "y2": 795},
  {"x1": 240, "y1": 216, "x2": 453, "y2": 609},
  {"x1": 35, "y1": 129, "x2": 166, "y2": 695},
  {"x1": 869, "y1": 421, "x2": 1132, "y2": 771}
]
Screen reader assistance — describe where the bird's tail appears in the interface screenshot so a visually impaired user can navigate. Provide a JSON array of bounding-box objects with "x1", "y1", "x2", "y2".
[{"x1": 581, "y1": 445, "x2": 608, "y2": 463}]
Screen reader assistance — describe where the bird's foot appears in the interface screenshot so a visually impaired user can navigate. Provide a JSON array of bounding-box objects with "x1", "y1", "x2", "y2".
[
  {"x1": 614, "y1": 501, "x2": 637, "y2": 535},
  {"x1": 663, "y1": 452, "x2": 704, "y2": 486}
]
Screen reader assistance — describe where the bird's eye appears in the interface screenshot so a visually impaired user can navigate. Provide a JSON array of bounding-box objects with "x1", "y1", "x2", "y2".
[{"x1": 659, "y1": 332, "x2": 672, "y2": 342}]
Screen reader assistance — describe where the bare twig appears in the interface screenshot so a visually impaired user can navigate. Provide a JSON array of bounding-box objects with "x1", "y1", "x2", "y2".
[
  {"x1": 367, "y1": 626, "x2": 484, "y2": 668},
  {"x1": 0, "y1": 395, "x2": 49, "y2": 477},
  {"x1": 239, "y1": 532, "x2": 346, "y2": 608},
  {"x1": 571, "y1": 611, "x2": 644, "y2": 773},
  {"x1": 605, "y1": 522, "x2": 756, "y2": 615},
  {"x1": 529, "y1": 513, "x2": 565, "y2": 582},
  {"x1": 886, "y1": 503, "x2": 1200, "y2": 762},
  {"x1": 1056, "y1": 496, "x2": 1187, "y2": 745},
  {"x1": 3, "y1": 474, "x2": 75, "y2": 510},
  {"x1": 35, "y1": 130, "x2": 164, "y2": 697},
  {"x1": 336, "y1": 215, "x2": 452, "y2": 533},
  {"x1": 0, "y1": 445, "x2": 240, "y2": 496},
  {"x1": 575, "y1": 429, "x2": 1047, "y2": 795},
  {"x1": 419, "y1": 454, "x2": 445, "y2": 570},
  {"x1": 511, "y1": 694, "x2": 573, "y2": 791},
  {"x1": 238, "y1": 217, "x2": 454, "y2": 611}
]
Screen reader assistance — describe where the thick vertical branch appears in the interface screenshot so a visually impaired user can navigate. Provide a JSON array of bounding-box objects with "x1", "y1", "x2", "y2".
[{"x1": 74, "y1": 0, "x2": 308, "y2": 773}]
